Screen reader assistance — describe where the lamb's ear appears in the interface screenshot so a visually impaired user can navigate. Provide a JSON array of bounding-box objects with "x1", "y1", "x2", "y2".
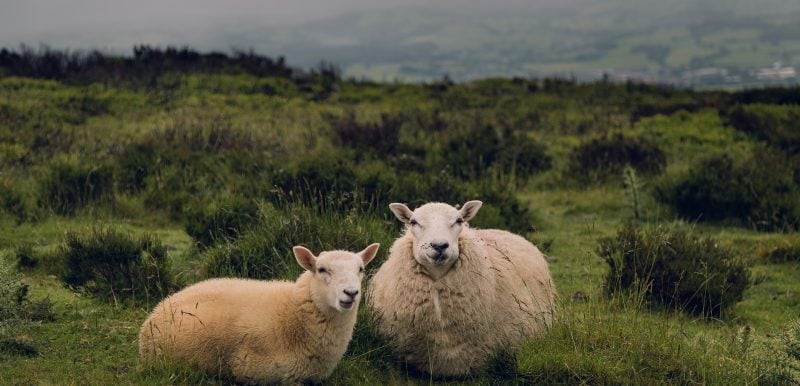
[
  {"x1": 460, "y1": 200, "x2": 483, "y2": 222},
  {"x1": 293, "y1": 246, "x2": 316, "y2": 271},
  {"x1": 389, "y1": 203, "x2": 414, "y2": 224},
  {"x1": 358, "y1": 243, "x2": 380, "y2": 266}
]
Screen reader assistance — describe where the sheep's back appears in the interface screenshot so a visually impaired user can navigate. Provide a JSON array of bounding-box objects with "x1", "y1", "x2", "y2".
[
  {"x1": 474, "y1": 229, "x2": 556, "y2": 340},
  {"x1": 139, "y1": 278, "x2": 294, "y2": 369}
]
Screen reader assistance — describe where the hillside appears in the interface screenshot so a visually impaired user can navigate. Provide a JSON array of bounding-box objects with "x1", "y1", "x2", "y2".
[{"x1": 0, "y1": 48, "x2": 799, "y2": 384}]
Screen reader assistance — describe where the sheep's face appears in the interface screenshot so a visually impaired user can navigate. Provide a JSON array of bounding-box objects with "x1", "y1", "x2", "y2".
[
  {"x1": 389, "y1": 201, "x2": 482, "y2": 274},
  {"x1": 293, "y1": 244, "x2": 380, "y2": 313}
]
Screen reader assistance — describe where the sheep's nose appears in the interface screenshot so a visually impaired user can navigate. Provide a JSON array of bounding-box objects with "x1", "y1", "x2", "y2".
[
  {"x1": 344, "y1": 288, "x2": 359, "y2": 298},
  {"x1": 431, "y1": 241, "x2": 449, "y2": 252}
]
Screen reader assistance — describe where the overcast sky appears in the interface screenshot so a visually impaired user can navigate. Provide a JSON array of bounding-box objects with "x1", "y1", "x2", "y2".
[
  {"x1": 0, "y1": 0, "x2": 415, "y2": 51},
  {"x1": 1, "y1": 0, "x2": 792, "y2": 52}
]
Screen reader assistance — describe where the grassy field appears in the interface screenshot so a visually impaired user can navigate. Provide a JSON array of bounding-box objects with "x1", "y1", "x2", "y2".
[{"x1": 0, "y1": 54, "x2": 799, "y2": 384}]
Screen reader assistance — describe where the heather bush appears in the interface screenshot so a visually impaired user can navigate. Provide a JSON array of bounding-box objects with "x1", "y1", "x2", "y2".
[
  {"x1": 61, "y1": 228, "x2": 176, "y2": 306},
  {"x1": 437, "y1": 123, "x2": 550, "y2": 180},
  {"x1": 599, "y1": 225, "x2": 749, "y2": 317},
  {"x1": 655, "y1": 150, "x2": 800, "y2": 231},
  {"x1": 184, "y1": 196, "x2": 260, "y2": 249},
  {"x1": 725, "y1": 104, "x2": 800, "y2": 155},
  {"x1": 38, "y1": 157, "x2": 115, "y2": 215},
  {"x1": 568, "y1": 134, "x2": 666, "y2": 184}
]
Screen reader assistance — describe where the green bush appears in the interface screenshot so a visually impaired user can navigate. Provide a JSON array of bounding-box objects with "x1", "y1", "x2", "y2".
[
  {"x1": 38, "y1": 157, "x2": 115, "y2": 215},
  {"x1": 14, "y1": 244, "x2": 38, "y2": 269},
  {"x1": 116, "y1": 143, "x2": 158, "y2": 193},
  {"x1": 330, "y1": 111, "x2": 402, "y2": 156},
  {"x1": 61, "y1": 228, "x2": 177, "y2": 306},
  {"x1": 725, "y1": 104, "x2": 800, "y2": 156},
  {"x1": 568, "y1": 133, "x2": 666, "y2": 184},
  {"x1": 655, "y1": 151, "x2": 800, "y2": 231},
  {"x1": 202, "y1": 204, "x2": 394, "y2": 280},
  {"x1": 598, "y1": 225, "x2": 749, "y2": 317},
  {"x1": 438, "y1": 124, "x2": 551, "y2": 180},
  {"x1": 0, "y1": 180, "x2": 34, "y2": 223},
  {"x1": 184, "y1": 196, "x2": 261, "y2": 249},
  {"x1": 269, "y1": 152, "x2": 395, "y2": 213}
]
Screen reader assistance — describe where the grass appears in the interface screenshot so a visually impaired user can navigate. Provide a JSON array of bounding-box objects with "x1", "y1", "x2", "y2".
[
  {"x1": 4, "y1": 187, "x2": 796, "y2": 384},
  {"x1": 1, "y1": 69, "x2": 799, "y2": 384}
]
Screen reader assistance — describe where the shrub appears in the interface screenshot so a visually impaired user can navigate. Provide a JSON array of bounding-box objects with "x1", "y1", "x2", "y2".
[
  {"x1": 655, "y1": 151, "x2": 800, "y2": 231},
  {"x1": 116, "y1": 143, "x2": 158, "y2": 193},
  {"x1": 568, "y1": 134, "x2": 666, "y2": 184},
  {"x1": 330, "y1": 111, "x2": 402, "y2": 155},
  {"x1": 61, "y1": 228, "x2": 177, "y2": 306},
  {"x1": 14, "y1": 244, "x2": 38, "y2": 269},
  {"x1": 495, "y1": 132, "x2": 552, "y2": 180},
  {"x1": 0, "y1": 180, "x2": 33, "y2": 223},
  {"x1": 269, "y1": 152, "x2": 395, "y2": 213},
  {"x1": 437, "y1": 124, "x2": 551, "y2": 181},
  {"x1": 184, "y1": 196, "x2": 260, "y2": 249},
  {"x1": 38, "y1": 157, "x2": 115, "y2": 215},
  {"x1": 598, "y1": 225, "x2": 749, "y2": 317},
  {"x1": 725, "y1": 104, "x2": 800, "y2": 156},
  {"x1": 202, "y1": 204, "x2": 394, "y2": 280}
]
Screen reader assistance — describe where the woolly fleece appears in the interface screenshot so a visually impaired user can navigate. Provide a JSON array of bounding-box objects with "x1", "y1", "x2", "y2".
[
  {"x1": 369, "y1": 227, "x2": 555, "y2": 376},
  {"x1": 139, "y1": 245, "x2": 378, "y2": 384}
]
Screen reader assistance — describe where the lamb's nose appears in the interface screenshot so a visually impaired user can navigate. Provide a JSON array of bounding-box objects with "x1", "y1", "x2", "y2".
[
  {"x1": 344, "y1": 288, "x2": 359, "y2": 298},
  {"x1": 431, "y1": 241, "x2": 449, "y2": 252}
]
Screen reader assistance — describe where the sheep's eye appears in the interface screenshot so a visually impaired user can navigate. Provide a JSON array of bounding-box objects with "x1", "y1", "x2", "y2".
[
  {"x1": 455, "y1": 218, "x2": 464, "y2": 225},
  {"x1": 359, "y1": 266, "x2": 364, "y2": 273},
  {"x1": 317, "y1": 268, "x2": 327, "y2": 274},
  {"x1": 410, "y1": 219, "x2": 419, "y2": 226}
]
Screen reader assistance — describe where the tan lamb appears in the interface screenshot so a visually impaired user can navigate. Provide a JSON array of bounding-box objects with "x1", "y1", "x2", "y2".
[
  {"x1": 139, "y1": 243, "x2": 380, "y2": 384},
  {"x1": 368, "y1": 200, "x2": 555, "y2": 377}
]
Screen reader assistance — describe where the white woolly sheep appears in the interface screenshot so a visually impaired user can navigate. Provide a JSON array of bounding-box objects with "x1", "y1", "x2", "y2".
[
  {"x1": 139, "y1": 243, "x2": 380, "y2": 384},
  {"x1": 368, "y1": 200, "x2": 555, "y2": 377}
]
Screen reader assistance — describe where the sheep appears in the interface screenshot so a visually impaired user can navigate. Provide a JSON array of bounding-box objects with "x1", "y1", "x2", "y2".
[
  {"x1": 368, "y1": 200, "x2": 555, "y2": 377},
  {"x1": 139, "y1": 243, "x2": 380, "y2": 384}
]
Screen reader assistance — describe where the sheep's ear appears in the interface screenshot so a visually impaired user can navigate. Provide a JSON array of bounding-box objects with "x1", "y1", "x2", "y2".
[
  {"x1": 460, "y1": 200, "x2": 483, "y2": 222},
  {"x1": 358, "y1": 243, "x2": 380, "y2": 266},
  {"x1": 293, "y1": 246, "x2": 316, "y2": 271},
  {"x1": 389, "y1": 203, "x2": 414, "y2": 224}
]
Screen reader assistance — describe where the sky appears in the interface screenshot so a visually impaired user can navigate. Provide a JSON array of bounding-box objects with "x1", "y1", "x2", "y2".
[{"x1": 0, "y1": 0, "x2": 422, "y2": 51}]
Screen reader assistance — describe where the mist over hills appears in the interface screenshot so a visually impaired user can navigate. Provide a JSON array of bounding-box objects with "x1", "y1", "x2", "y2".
[{"x1": 2, "y1": 0, "x2": 799, "y2": 87}]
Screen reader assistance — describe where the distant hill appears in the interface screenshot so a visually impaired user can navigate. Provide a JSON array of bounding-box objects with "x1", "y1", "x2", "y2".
[{"x1": 250, "y1": 0, "x2": 800, "y2": 87}]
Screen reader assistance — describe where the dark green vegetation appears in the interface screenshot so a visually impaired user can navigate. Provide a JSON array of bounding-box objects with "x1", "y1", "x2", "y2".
[
  {"x1": 599, "y1": 226, "x2": 749, "y2": 317},
  {"x1": 0, "y1": 47, "x2": 799, "y2": 384}
]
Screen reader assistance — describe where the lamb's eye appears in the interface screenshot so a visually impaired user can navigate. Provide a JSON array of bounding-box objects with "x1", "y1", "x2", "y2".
[
  {"x1": 410, "y1": 219, "x2": 419, "y2": 226},
  {"x1": 317, "y1": 268, "x2": 328, "y2": 274},
  {"x1": 359, "y1": 266, "x2": 364, "y2": 273},
  {"x1": 455, "y1": 218, "x2": 464, "y2": 225}
]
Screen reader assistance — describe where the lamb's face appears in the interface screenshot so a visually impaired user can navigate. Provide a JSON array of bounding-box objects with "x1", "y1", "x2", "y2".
[
  {"x1": 293, "y1": 244, "x2": 380, "y2": 313},
  {"x1": 389, "y1": 201, "x2": 482, "y2": 272}
]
